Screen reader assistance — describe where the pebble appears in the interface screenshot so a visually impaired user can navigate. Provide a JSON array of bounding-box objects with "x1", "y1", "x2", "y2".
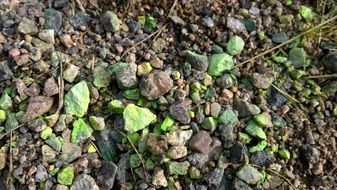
[
  {"x1": 35, "y1": 164, "x2": 48, "y2": 182},
  {"x1": 208, "y1": 168, "x2": 224, "y2": 187},
  {"x1": 9, "y1": 48, "x2": 20, "y2": 57},
  {"x1": 140, "y1": 70, "x2": 173, "y2": 100},
  {"x1": 251, "y1": 73, "x2": 271, "y2": 89},
  {"x1": 304, "y1": 146, "x2": 320, "y2": 164},
  {"x1": 189, "y1": 131, "x2": 212, "y2": 154},
  {"x1": 127, "y1": 20, "x2": 140, "y2": 33},
  {"x1": 232, "y1": 177, "x2": 253, "y2": 190},
  {"x1": 233, "y1": 97, "x2": 261, "y2": 117},
  {"x1": 70, "y1": 174, "x2": 99, "y2": 190},
  {"x1": 63, "y1": 64, "x2": 80, "y2": 83},
  {"x1": 60, "y1": 143, "x2": 82, "y2": 163},
  {"x1": 41, "y1": 145, "x2": 56, "y2": 162},
  {"x1": 219, "y1": 124, "x2": 234, "y2": 148},
  {"x1": 60, "y1": 34, "x2": 74, "y2": 48},
  {"x1": 18, "y1": 17, "x2": 38, "y2": 35},
  {"x1": 22, "y1": 96, "x2": 53, "y2": 122},
  {"x1": 0, "y1": 149, "x2": 7, "y2": 170},
  {"x1": 96, "y1": 161, "x2": 118, "y2": 190},
  {"x1": 169, "y1": 15, "x2": 186, "y2": 26},
  {"x1": 202, "y1": 16, "x2": 215, "y2": 28},
  {"x1": 227, "y1": 17, "x2": 246, "y2": 33},
  {"x1": 147, "y1": 134, "x2": 168, "y2": 155},
  {"x1": 100, "y1": 11, "x2": 121, "y2": 33},
  {"x1": 152, "y1": 167, "x2": 168, "y2": 187},
  {"x1": 250, "y1": 151, "x2": 275, "y2": 167},
  {"x1": 188, "y1": 152, "x2": 209, "y2": 168},
  {"x1": 44, "y1": 77, "x2": 59, "y2": 96},
  {"x1": 116, "y1": 63, "x2": 138, "y2": 89},
  {"x1": 38, "y1": 29, "x2": 55, "y2": 44},
  {"x1": 25, "y1": 83, "x2": 41, "y2": 97},
  {"x1": 150, "y1": 57, "x2": 163, "y2": 69},
  {"x1": 55, "y1": 185, "x2": 69, "y2": 190},
  {"x1": 169, "y1": 101, "x2": 191, "y2": 124},
  {"x1": 28, "y1": 118, "x2": 47, "y2": 132},
  {"x1": 54, "y1": 0, "x2": 68, "y2": 8},
  {"x1": 230, "y1": 142, "x2": 248, "y2": 163},
  {"x1": 322, "y1": 53, "x2": 337, "y2": 72},
  {"x1": 210, "y1": 102, "x2": 221, "y2": 118},
  {"x1": 217, "y1": 74, "x2": 235, "y2": 88},
  {"x1": 44, "y1": 9, "x2": 63, "y2": 32},
  {"x1": 14, "y1": 54, "x2": 30, "y2": 66},
  {"x1": 69, "y1": 12, "x2": 92, "y2": 29},
  {"x1": 167, "y1": 145, "x2": 188, "y2": 159},
  {"x1": 236, "y1": 165, "x2": 263, "y2": 185},
  {"x1": 185, "y1": 51, "x2": 209, "y2": 72},
  {"x1": 167, "y1": 129, "x2": 193, "y2": 146},
  {"x1": 0, "y1": 61, "x2": 13, "y2": 81}
]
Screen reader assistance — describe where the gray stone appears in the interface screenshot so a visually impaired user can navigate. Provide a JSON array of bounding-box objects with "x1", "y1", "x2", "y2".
[
  {"x1": 70, "y1": 174, "x2": 99, "y2": 190},
  {"x1": 227, "y1": 17, "x2": 246, "y2": 33},
  {"x1": 219, "y1": 124, "x2": 234, "y2": 148},
  {"x1": 233, "y1": 97, "x2": 260, "y2": 117},
  {"x1": 0, "y1": 61, "x2": 13, "y2": 81},
  {"x1": 202, "y1": 16, "x2": 215, "y2": 28},
  {"x1": 116, "y1": 63, "x2": 138, "y2": 89},
  {"x1": 236, "y1": 165, "x2": 262, "y2": 185},
  {"x1": 42, "y1": 145, "x2": 57, "y2": 162},
  {"x1": 127, "y1": 20, "x2": 140, "y2": 33},
  {"x1": 230, "y1": 142, "x2": 248, "y2": 163},
  {"x1": 169, "y1": 101, "x2": 191, "y2": 124},
  {"x1": 28, "y1": 118, "x2": 47, "y2": 132},
  {"x1": 250, "y1": 151, "x2": 275, "y2": 167},
  {"x1": 38, "y1": 29, "x2": 55, "y2": 44},
  {"x1": 44, "y1": 9, "x2": 63, "y2": 32},
  {"x1": 208, "y1": 168, "x2": 224, "y2": 187},
  {"x1": 18, "y1": 17, "x2": 38, "y2": 35},
  {"x1": 185, "y1": 51, "x2": 209, "y2": 72},
  {"x1": 69, "y1": 12, "x2": 92, "y2": 28},
  {"x1": 35, "y1": 164, "x2": 48, "y2": 182},
  {"x1": 304, "y1": 146, "x2": 320, "y2": 164},
  {"x1": 54, "y1": 0, "x2": 68, "y2": 8},
  {"x1": 63, "y1": 64, "x2": 79, "y2": 83},
  {"x1": 96, "y1": 161, "x2": 118, "y2": 190},
  {"x1": 169, "y1": 15, "x2": 186, "y2": 26},
  {"x1": 251, "y1": 73, "x2": 271, "y2": 89},
  {"x1": 189, "y1": 131, "x2": 212, "y2": 154},
  {"x1": 140, "y1": 70, "x2": 173, "y2": 100},
  {"x1": 232, "y1": 178, "x2": 253, "y2": 190},
  {"x1": 188, "y1": 153, "x2": 209, "y2": 168},
  {"x1": 60, "y1": 143, "x2": 82, "y2": 163}
]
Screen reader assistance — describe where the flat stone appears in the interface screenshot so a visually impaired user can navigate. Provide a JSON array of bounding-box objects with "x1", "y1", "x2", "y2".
[
  {"x1": 70, "y1": 174, "x2": 99, "y2": 190},
  {"x1": 18, "y1": 17, "x2": 38, "y2": 35},
  {"x1": 189, "y1": 131, "x2": 212, "y2": 154},
  {"x1": 233, "y1": 97, "x2": 260, "y2": 117},
  {"x1": 22, "y1": 96, "x2": 53, "y2": 122},
  {"x1": 38, "y1": 29, "x2": 55, "y2": 44},
  {"x1": 185, "y1": 50, "x2": 209, "y2": 72},
  {"x1": 250, "y1": 151, "x2": 275, "y2": 167},
  {"x1": 140, "y1": 70, "x2": 173, "y2": 100},
  {"x1": 100, "y1": 11, "x2": 121, "y2": 33},
  {"x1": 232, "y1": 178, "x2": 253, "y2": 190},
  {"x1": 152, "y1": 167, "x2": 168, "y2": 187},
  {"x1": 0, "y1": 61, "x2": 13, "y2": 81},
  {"x1": 236, "y1": 165, "x2": 263, "y2": 185},
  {"x1": 227, "y1": 17, "x2": 246, "y2": 33},
  {"x1": 42, "y1": 145, "x2": 57, "y2": 162},
  {"x1": 69, "y1": 12, "x2": 92, "y2": 29},
  {"x1": 167, "y1": 130, "x2": 193, "y2": 146},
  {"x1": 35, "y1": 164, "x2": 48, "y2": 182},
  {"x1": 63, "y1": 64, "x2": 79, "y2": 82}
]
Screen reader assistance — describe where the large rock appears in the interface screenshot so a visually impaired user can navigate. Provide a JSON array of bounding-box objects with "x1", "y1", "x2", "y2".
[
  {"x1": 22, "y1": 96, "x2": 53, "y2": 122},
  {"x1": 140, "y1": 70, "x2": 173, "y2": 100},
  {"x1": 70, "y1": 174, "x2": 99, "y2": 190}
]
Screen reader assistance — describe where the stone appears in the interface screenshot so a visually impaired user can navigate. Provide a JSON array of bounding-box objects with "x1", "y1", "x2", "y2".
[
  {"x1": 250, "y1": 73, "x2": 271, "y2": 89},
  {"x1": 150, "y1": 57, "x2": 163, "y2": 69},
  {"x1": 208, "y1": 168, "x2": 224, "y2": 186},
  {"x1": 278, "y1": 149, "x2": 291, "y2": 159},
  {"x1": 55, "y1": 185, "x2": 69, "y2": 190},
  {"x1": 44, "y1": 9, "x2": 63, "y2": 32},
  {"x1": 232, "y1": 178, "x2": 253, "y2": 190},
  {"x1": 96, "y1": 161, "x2": 118, "y2": 190},
  {"x1": 227, "y1": 17, "x2": 246, "y2": 33},
  {"x1": 0, "y1": 93, "x2": 12, "y2": 110},
  {"x1": 137, "y1": 62, "x2": 153, "y2": 76},
  {"x1": 219, "y1": 124, "x2": 234, "y2": 148},
  {"x1": 272, "y1": 32, "x2": 289, "y2": 43},
  {"x1": 0, "y1": 61, "x2": 13, "y2": 81},
  {"x1": 28, "y1": 118, "x2": 47, "y2": 132},
  {"x1": 288, "y1": 47, "x2": 308, "y2": 68},
  {"x1": 93, "y1": 66, "x2": 112, "y2": 88},
  {"x1": 54, "y1": 0, "x2": 68, "y2": 8},
  {"x1": 0, "y1": 148, "x2": 7, "y2": 170},
  {"x1": 64, "y1": 81, "x2": 90, "y2": 117},
  {"x1": 89, "y1": 116, "x2": 105, "y2": 131},
  {"x1": 70, "y1": 174, "x2": 99, "y2": 190},
  {"x1": 169, "y1": 15, "x2": 186, "y2": 26},
  {"x1": 60, "y1": 34, "x2": 74, "y2": 48},
  {"x1": 152, "y1": 167, "x2": 168, "y2": 187},
  {"x1": 107, "y1": 100, "x2": 125, "y2": 114},
  {"x1": 167, "y1": 145, "x2": 188, "y2": 159},
  {"x1": 41, "y1": 127, "x2": 53, "y2": 140},
  {"x1": 168, "y1": 161, "x2": 190, "y2": 175},
  {"x1": 69, "y1": 12, "x2": 92, "y2": 29},
  {"x1": 15, "y1": 79, "x2": 28, "y2": 100},
  {"x1": 46, "y1": 134, "x2": 63, "y2": 151},
  {"x1": 250, "y1": 151, "x2": 275, "y2": 167},
  {"x1": 188, "y1": 153, "x2": 209, "y2": 168},
  {"x1": 44, "y1": 77, "x2": 59, "y2": 96},
  {"x1": 245, "y1": 120, "x2": 266, "y2": 140},
  {"x1": 140, "y1": 70, "x2": 173, "y2": 100},
  {"x1": 218, "y1": 108, "x2": 238, "y2": 126},
  {"x1": 169, "y1": 101, "x2": 191, "y2": 124},
  {"x1": 71, "y1": 118, "x2": 93, "y2": 144},
  {"x1": 14, "y1": 54, "x2": 30, "y2": 66},
  {"x1": 249, "y1": 140, "x2": 267, "y2": 153},
  {"x1": 60, "y1": 143, "x2": 82, "y2": 163},
  {"x1": 38, "y1": 29, "x2": 55, "y2": 44},
  {"x1": 127, "y1": 20, "x2": 140, "y2": 33},
  {"x1": 100, "y1": 11, "x2": 121, "y2": 33},
  {"x1": 167, "y1": 130, "x2": 193, "y2": 146},
  {"x1": 202, "y1": 16, "x2": 214, "y2": 28},
  {"x1": 236, "y1": 165, "x2": 263, "y2": 185},
  {"x1": 233, "y1": 97, "x2": 261, "y2": 117},
  {"x1": 115, "y1": 63, "x2": 138, "y2": 89},
  {"x1": 147, "y1": 134, "x2": 168, "y2": 155},
  {"x1": 8, "y1": 48, "x2": 20, "y2": 57},
  {"x1": 189, "y1": 131, "x2": 212, "y2": 154},
  {"x1": 57, "y1": 165, "x2": 74, "y2": 185},
  {"x1": 123, "y1": 104, "x2": 156, "y2": 133},
  {"x1": 25, "y1": 83, "x2": 41, "y2": 97},
  {"x1": 210, "y1": 103, "x2": 221, "y2": 118},
  {"x1": 0, "y1": 109, "x2": 6, "y2": 122},
  {"x1": 22, "y1": 96, "x2": 53, "y2": 122},
  {"x1": 226, "y1": 35, "x2": 245, "y2": 55},
  {"x1": 230, "y1": 142, "x2": 248, "y2": 163},
  {"x1": 208, "y1": 53, "x2": 233, "y2": 76},
  {"x1": 63, "y1": 64, "x2": 79, "y2": 82},
  {"x1": 185, "y1": 51, "x2": 209, "y2": 72},
  {"x1": 300, "y1": 5, "x2": 313, "y2": 22},
  {"x1": 253, "y1": 112, "x2": 272, "y2": 127},
  {"x1": 18, "y1": 17, "x2": 38, "y2": 35},
  {"x1": 322, "y1": 53, "x2": 337, "y2": 72},
  {"x1": 201, "y1": 117, "x2": 217, "y2": 131},
  {"x1": 304, "y1": 146, "x2": 320, "y2": 164},
  {"x1": 35, "y1": 164, "x2": 48, "y2": 182}
]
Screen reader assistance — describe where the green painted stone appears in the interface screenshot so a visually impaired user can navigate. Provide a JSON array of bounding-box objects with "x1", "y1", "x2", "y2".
[
  {"x1": 249, "y1": 140, "x2": 267, "y2": 153},
  {"x1": 71, "y1": 118, "x2": 93, "y2": 144},
  {"x1": 239, "y1": 132, "x2": 252, "y2": 144},
  {"x1": 226, "y1": 36, "x2": 245, "y2": 55},
  {"x1": 93, "y1": 66, "x2": 111, "y2": 88},
  {"x1": 208, "y1": 53, "x2": 233, "y2": 76},
  {"x1": 5, "y1": 112, "x2": 18, "y2": 131},
  {"x1": 145, "y1": 158, "x2": 155, "y2": 170},
  {"x1": 245, "y1": 120, "x2": 266, "y2": 140},
  {"x1": 108, "y1": 100, "x2": 125, "y2": 114},
  {"x1": 64, "y1": 81, "x2": 90, "y2": 117},
  {"x1": 87, "y1": 144, "x2": 96, "y2": 153},
  {"x1": 300, "y1": 6, "x2": 313, "y2": 22},
  {"x1": 41, "y1": 127, "x2": 53, "y2": 140},
  {"x1": 201, "y1": 117, "x2": 217, "y2": 131},
  {"x1": 278, "y1": 149, "x2": 291, "y2": 159},
  {"x1": 46, "y1": 134, "x2": 63, "y2": 151},
  {"x1": 57, "y1": 165, "x2": 74, "y2": 185},
  {"x1": 288, "y1": 47, "x2": 308, "y2": 68},
  {"x1": 160, "y1": 115, "x2": 175, "y2": 131},
  {"x1": 0, "y1": 110, "x2": 6, "y2": 122},
  {"x1": 89, "y1": 116, "x2": 105, "y2": 131},
  {"x1": 0, "y1": 93, "x2": 12, "y2": 110},
  {"x1": 130, "y1": 154, "x2": 142, "y2": 168},
  {"x1": 168, "y1": 161, "x2": 190, "y2": 175},
  {"x1": 123, "y1": 89, "x2": 140, "y2": 100},
  {"x1": 123, "y1": 104, "x2": 156, "y2": 133},
  {"x1": 245, "y1": 18, "x2": 256, "y2": 32},
  {"x1": 137, "y1": 62, "x2": 153, "y2": 76},
  {"x1": 253, "y1": 112, "x2": 272, "y2": 127},
  {"x1": 218, "y1": 108, "x2": 238, "y2": 126}
]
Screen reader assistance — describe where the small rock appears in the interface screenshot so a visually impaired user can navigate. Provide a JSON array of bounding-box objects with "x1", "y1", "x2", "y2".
[
  {"x1": 15, "y1": 79, "x2": 28, "y2": 100},
  {"x1": 35, "y1": 164, "x2": 48, "y2": 182},
  {"x1": 152, "y1": 167, "x2": 168, "y2": 187},
  {"x1": 44, "y1": 77, "x2": 59, "y2": 96},
  {"x1": 288, "y1": 47, "x2": 308, "y2": 68},
  {"x1": 57, "y1": 165, "x2": 74, "y2": 185},
  {"x1": 0, "y1": 149, "x2": 7, "y2": 170},
  {"x1": 14, "y1": 54, "x2": 30, "y2": 66},
  {"x1": 167, "y1": 145, "x2": 188, "y2": 159},
  {"x1": 226, "y1": 35, "x2": 245, "y2": 55},
  {"x1": 210, "y1": 103, "x2": 221, "y2": 118},
  {"x1": 127, "y1": 20, "x2": 140, "y2": 33},
  {"x1": 254, "y1": 112, "x2": 272, "y2": 127},
  {"x1": 304, "y1": 146, "x2": 320, "y2": 164},
  {"x1": 63, "y1": 64, "x2": 79, "y2": 83},
  {"x1": 236, "y1": 165, "x2": 263, "y2": 185},
  {"x1": 140, "y1": 70, "x2": 173, "y2": 100},
  {"x1": 169, "y1": 101, "x2": 191, "y2": 124},
  {"x1": 189, "y1": 131, "x2": 212, "y2": 154},
  {"x1": 150, "y1": 57, "x2": 163, "y2": 69},
  {"x1": 278, "y1": 149, "x2": 291, "y2": 160},
  {"x1": 60, "y1": 34, "x2": 74, "y2": 48},
  {"x1": 96, "y1": 161, "x2": 118, "y2": 190},
  {"x1": 42, "y1": 145, "x2": 57, "y2": 162},
  {"x1": 69, "y1": 12, "x2": 92, "y2": 29},
  {"x1": 202, "y1": 16, "x2": 215, "y2": 28},
  {"x1": 89, "y1": 116, "x2": 105, "y2": 131},
  {"x1": 233, "y1": 97, "x2": 261, "y2": 117},
  {"x1": 265, "y1": 176, "x2": 284, "y2": 189},
  {"x1": 219, "y1": 124, "x2": 234, "y2": 148},
  {"x1": 272, "y1": 32, "x2": 289, "y2": 43},
  {"x1": 0, "y1": 61, "x2": 13, "y2": 81},
  {"x1": 44, "y1": 9, "x2": 63, "y2": 32},
  {"x1": 188, "y1": 153, "x2": 209, "y2": 168},
  {"x1": 232, "y1": 178, "x2": 253, "y2": 190},
  {"x1": 28, "y1": 118, "x2": 47, "y2": 132},
  {"x1": 123, "y1": 104, "x2": 156, "y2": 133},
  {"x1": 25, "y1": 83, "x2": 41, "y2": 97},
  {"x1": 250, "y1": 151, "x2": 275, "y2": 167},
  {"x1": 54, "y1": 0, "x2": 68, "y2": 8},
  {"x1": 0, "y1": 109, "x2": 6, "y2": 122},
  {"x1": 60, "y1": 143, "x2": 82, "y2": 163},
  {"x1": 64, "y1": 81, "x2": 90, "y2": 117},
  {"x1": 208, "y1": 168, "x2": 224, "y2": 187},
  {"x1": 18, "y1": 17, "x2": 38, "y2": 35},
  {"x1": 201, "y1": 117, "x2": 217, "y2": 131},
  {"x1": 167, "y1": 130, "x2": 193, "y2": 146},
  {"x1": 71, "y1": 118, "x2": 93, "y2": 144},
  {"x1": 230, "y1": 142, "x2": 248, "y2": 163},
  {"x1": 251, "y1": 73, "x2": 271, "y2": 89},
  {"x1": 169, "y1": 15, "x2": 186, "y2": 26},
  {"x1": 208, "y1": 53, "x2": 233, "y2": 76},
  {"x1": 227, "y1": 17, "x2": 246, "y2": 33},
  {"x1": 38, "y1": 29, "x2": 55, "y2": 44},
  {"x1": 8, "y1": 48, "x2": 20, "y2": 57},
  {"x1": 116, "y1": 63, "x2": 138, "y2": 89},
  {"x1": 22, "y1": 96, "x2": 53, "y2": 122},
  {"x1": 322, "y1": 53, "x2": 337, "y2": 72},
  {"x1": 168, "y1": 161, "x2": 190, "y2": 175},
  {"x1": 55, "y1": 185, "x2": 69, "y2": 190},
  {"x1": 137, "y1": 62, "x2": 153, "y2": 76},
  {"x1": 245, "y1": 120, "x2": 266, "y2": 140},
  {"x1": 100, "y1": 11, "x2": 121, "y2": 33},
  {"x1": 70, "y1": 174, "x2": 99, "y2": 190},
  {"x1": 147, "y1": 134, "x2": 168, "y2": 155},
  {"x1": 46, "y1": 134, "x2": 62, "y2": 151},
  {"x1": 185, "y1": 51, "x2": 209, "y2": 72}
]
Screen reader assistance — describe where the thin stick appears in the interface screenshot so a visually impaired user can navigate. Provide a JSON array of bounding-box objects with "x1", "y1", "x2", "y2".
[
  {"x1": 56, "y1": 61, "x2": 64, "y2": 115},
  {"x1": 111, "y1": 125, "x2": 149, "y2": 183},
  {"x1": 168, "y1": 0, "x2": 178, "y2": 17},
  {"x1": 236, "y1": 14, "x2": 337, "y2": 68},
  {"x1": 305, "y1": 73, "x2": 337, "y2": 79},
  {"x1": 6, "y1": 130, "x2": 13, "y2": 185},
  {"x1": 75, "y1": 0, "x2": 86, "y2": 13},
  {"x1": 120, "y1": 24, "x2": 168, "y2": 59},
  {"x1": 271, "y1": 83, "x2": 300, "y2": 104},
  {"x1": 0, "y1": 124, "x2": 24, "y2": 140}
]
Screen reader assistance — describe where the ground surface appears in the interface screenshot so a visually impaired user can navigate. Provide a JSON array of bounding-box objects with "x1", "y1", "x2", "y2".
[{"x1": 0, "y1": 0, "x2": 337, "y2": 190}]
